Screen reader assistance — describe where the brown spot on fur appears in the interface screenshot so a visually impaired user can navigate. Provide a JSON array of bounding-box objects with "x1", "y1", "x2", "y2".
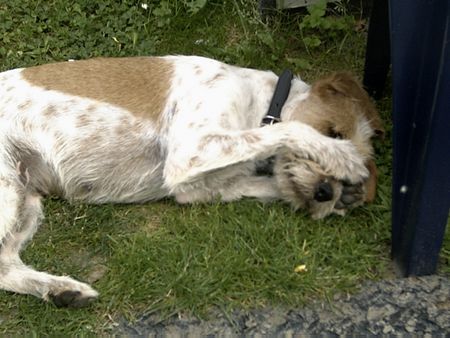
[
  {"x1": 188, "y1": 156, "x2": 200, "y2": 168},
  {"x1": 8, "y1": 140, "x2": 61, "y2": 195},
  {"x1": 54, "y1": 131, "x2": 65, "y2": 141},
  {"x1": 265, "y1": 78, "x2": 277, "y2": 89},
  {"x1": 115, "y1": 123, "x2": 129, "y2": 137},
  {"x1": 21, "y1": 118, "x2": 34, "y2": 132},
  {"x1": 222, "y1": 144, "x2": 233, "y2": 155},
  {"x1": 76, "y1": 114, "x2": 90, "y2": 128},
  {"x1": 43, "y1": 105, "x2": 57, "y2": 117},
  {"x1": 18, "y1": 100, "x2": 32, "y2": 110},
  {"x1": 242, "y1": 133, "x2": 261, "y2": 144},
  {"x1": 22, "y1": 57, "x2": 173, "y2": 127},
  {"x1": 86, "y1": 133, "x2": 102, "y2": 146},
  {"x1": 205, "y1": 73, "x2": 225, "y2": 86},
  {"x1": 198, "y1": 134, "x2": 233, "y2": 152}
]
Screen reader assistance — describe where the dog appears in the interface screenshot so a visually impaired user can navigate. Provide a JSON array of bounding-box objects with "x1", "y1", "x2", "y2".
[{"x1": 0, "y1": 55, "x2": 383, "y2": 307}]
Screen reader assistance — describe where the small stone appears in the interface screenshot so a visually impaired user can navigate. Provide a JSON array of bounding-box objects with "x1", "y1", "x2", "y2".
[
  {"x1": 245, "y1": 318, "x2": 257, "y2": 329},
  {"x1": 396, "y1": 292, "x2": 414, "y2": 305},
  {"x1": 265, "y1": 310, "x2": 287, "y2": 328},
  {"x1": 418, "y1": 276, "x2": 440, "y2": 293},
  {"x1": 405, "y1": 318, "x2": 416, "y2": 333},
  {"x1": 427, "y1": 304, "x2": 438, "y2": 317},
  {"x1": 164, "y1": 325, "x2": 182, "y2": 338},
  {"x1": 367, "y1": 304, "x2": 396, "y2": 321},
  {"x1": 434, "y1": 312, "x2": 450, "y2": 328},
  {"x1": 405, "y1": 325, "x2": 415, "y2": 333},
  {"x1": 284, "y1": 329, "x2": 294, "y2": 338},
  {"x1": 383, "y1": 324, "x2": 393, "y2": 334},
  {"x1": 406, "y1": 318, "x2": 416, "y2": 326}
]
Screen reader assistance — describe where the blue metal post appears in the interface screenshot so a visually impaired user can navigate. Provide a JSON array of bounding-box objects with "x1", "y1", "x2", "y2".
[{"x1": 390, "y1": 0, "x2": 450, "y2": 276}]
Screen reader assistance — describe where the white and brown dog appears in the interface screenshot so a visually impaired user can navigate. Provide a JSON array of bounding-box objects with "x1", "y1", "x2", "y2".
[{"x1": 0, "y1": 55, "x2": 383, "y2": 307}]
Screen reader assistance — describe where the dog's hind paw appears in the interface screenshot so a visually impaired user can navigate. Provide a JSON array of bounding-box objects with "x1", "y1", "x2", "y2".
[
  {"x1": 49, "y1": 289, "x2": 98, "y2": 308},
  {"x1": 43, "y1": 277, "x2": 99, "y2": 308}
]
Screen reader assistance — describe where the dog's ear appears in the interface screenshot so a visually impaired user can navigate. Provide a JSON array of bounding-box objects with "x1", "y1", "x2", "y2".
[
  {"x1": 314, "y1": 72, "x2": 385, "y2": 140},
  {"x1": 314, "y1": 72, "x2": 359, "y2": 98}
]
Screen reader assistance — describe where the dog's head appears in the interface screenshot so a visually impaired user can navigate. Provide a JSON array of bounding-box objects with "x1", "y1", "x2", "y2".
[{"x1": 275, "y1": 72, "x2": 384, "y2": 219}]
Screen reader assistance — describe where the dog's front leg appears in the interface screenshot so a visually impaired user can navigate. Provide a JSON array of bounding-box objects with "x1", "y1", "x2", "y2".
[{"x1": 163, "y1": 121, "x2": 369, "y2": 194}]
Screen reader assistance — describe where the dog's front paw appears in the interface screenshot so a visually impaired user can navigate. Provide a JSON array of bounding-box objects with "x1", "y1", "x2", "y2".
[
  {"x1": 334, "y1": 181, "x2": 365, "y2": 211},
  {"x1": 324, "y1": 140, "x2": 369, "y2": 184}
]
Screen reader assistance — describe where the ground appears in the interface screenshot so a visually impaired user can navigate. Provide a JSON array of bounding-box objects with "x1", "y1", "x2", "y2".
[{"x1": 0, "y1": 0, "x2": 448, "y2": 335}]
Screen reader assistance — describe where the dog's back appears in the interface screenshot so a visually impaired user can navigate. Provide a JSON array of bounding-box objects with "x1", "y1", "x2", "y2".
[{"x1": 0, "y1": 62, "x2": 169, "y2": 203}]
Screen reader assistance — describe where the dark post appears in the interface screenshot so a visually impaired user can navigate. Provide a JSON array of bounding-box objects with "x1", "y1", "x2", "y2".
[
  {"x1": 390, "y1": 0, "x2": 450, "y2": 276},
  {"x1": 363, "y1": 0, "x2": 390, "y2": 99}
]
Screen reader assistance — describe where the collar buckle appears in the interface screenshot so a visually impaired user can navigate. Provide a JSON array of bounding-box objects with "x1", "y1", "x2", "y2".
[{"x1": 261, "y1": 115, "x2": 282, "y2": 126}]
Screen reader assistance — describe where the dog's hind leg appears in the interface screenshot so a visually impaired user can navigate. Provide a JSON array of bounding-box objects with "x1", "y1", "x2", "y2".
[{"x1": 0, "y1": 173, "x2": 98, "y2": 307}]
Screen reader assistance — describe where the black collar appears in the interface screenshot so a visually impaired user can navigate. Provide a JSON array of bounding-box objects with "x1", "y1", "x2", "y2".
[{"x1": 261, "y1": 69, "x2": 293, "y2": 126}]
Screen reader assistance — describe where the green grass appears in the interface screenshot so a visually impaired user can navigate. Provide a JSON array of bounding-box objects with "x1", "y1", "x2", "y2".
[{"x1": 0, "y1": 0, "x2": 448, "y2": 335}]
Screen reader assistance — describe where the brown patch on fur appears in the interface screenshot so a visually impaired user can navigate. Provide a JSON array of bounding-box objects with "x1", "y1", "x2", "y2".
[
  {"x1": 22, "y1": 57, "x2": 173, "y2": 127},
  {"x1": 364, "y1": 159, "x2": 378, "y2": 202}
]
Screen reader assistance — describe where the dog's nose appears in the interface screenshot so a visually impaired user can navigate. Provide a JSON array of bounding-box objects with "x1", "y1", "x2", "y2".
[{"x1": 314, "y1": 181, "x2": 334, "y2": 202}]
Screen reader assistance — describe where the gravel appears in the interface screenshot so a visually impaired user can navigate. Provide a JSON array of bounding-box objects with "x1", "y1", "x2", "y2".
[{"x1": 119, "y1": 275, "x2": 450, "y2": 336}]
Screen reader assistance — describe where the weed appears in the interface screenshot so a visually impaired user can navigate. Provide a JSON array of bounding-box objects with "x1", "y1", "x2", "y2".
[{"x1": 299, "y1": 0, "x2": 355, "y2": 52}]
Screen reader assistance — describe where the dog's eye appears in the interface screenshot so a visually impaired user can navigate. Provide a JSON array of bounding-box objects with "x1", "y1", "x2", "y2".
[{"x1": 328, "y1": 129, "x2": 343, "y2": 139}]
